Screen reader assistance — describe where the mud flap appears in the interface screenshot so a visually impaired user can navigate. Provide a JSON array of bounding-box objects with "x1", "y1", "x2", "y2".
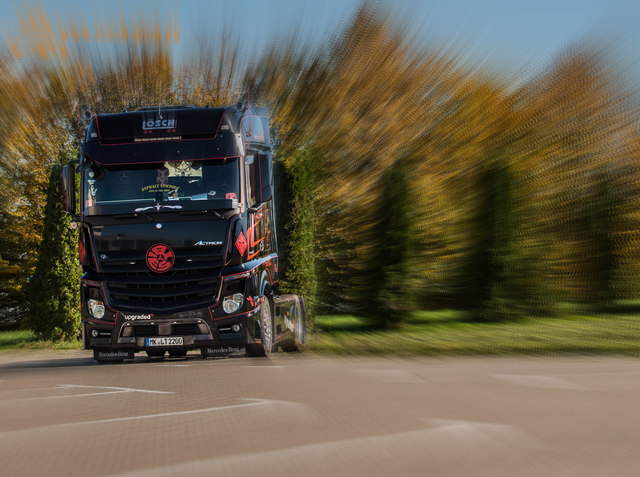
[
  {"x1": 200, "y1": 346, "x2": 244, "y2": 358},
  {"x1": 93, "y1": 349, "x2": 134, "y2": 362}
]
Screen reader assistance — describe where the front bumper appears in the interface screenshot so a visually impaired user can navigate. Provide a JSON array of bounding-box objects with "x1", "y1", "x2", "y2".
[{"x1": 83, "y1": 303, "x2": 262, "y2": 356}]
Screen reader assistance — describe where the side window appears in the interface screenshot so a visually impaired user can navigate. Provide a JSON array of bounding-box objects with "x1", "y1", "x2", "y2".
[
  {"x1": 246, "y1": 155, "x2": 258, "y2": 206},
  {"x1": 241, "y1": 116, "x2": 269, "y2": 146},
  {"x1": 250, "y1": 117, "x2": 265, "y2": 143}
]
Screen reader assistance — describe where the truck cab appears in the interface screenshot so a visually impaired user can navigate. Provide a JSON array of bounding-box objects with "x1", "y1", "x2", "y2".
[{"x1": 62, "y1": 105, "x2": 305, "y2": 362}]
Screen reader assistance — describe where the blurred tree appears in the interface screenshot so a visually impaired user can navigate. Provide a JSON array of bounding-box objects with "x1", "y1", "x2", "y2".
[
  {"x1": 1, "y1": 0, "x2": 640, "y2": 331},
  {"x1": 0, "y1": 61, "x2": 76, "y2": 325},
  {"x1": 0, "y1": 17, "x2": 186, "y2": 327},
  {"x1": 516, "y1": 48, "x2": 636, "y2": 309}
]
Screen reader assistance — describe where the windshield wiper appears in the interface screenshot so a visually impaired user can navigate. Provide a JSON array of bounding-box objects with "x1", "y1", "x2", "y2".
[
  {"x1": 136, "y1": 211, "x2": 156, "y2": 223},
  {"x1": 113, "y1": 211, "x2": 156, "y2": 223},
  {"x1": 177, "y1": 209, "x2": 223, "y2": 219}
]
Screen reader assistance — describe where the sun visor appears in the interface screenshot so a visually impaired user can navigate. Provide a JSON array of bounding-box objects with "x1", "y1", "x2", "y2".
[
  {"x1": 95, "y1": 108, "x2": 231, "y2": 144},
  {"x1": 81, "y1": 137, "x2": 242, "y2": 166}
]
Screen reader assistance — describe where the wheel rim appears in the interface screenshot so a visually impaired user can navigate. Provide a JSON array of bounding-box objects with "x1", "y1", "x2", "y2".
[
  {"x1": 295, "y1": 300, "x2": 305, "y2": 345},
  {"x1": 262, "y1": 302, "x2": 273, "y2": 354},
  {"x1": 296, "y1": 319, "x2": 303, "y2": 344}
]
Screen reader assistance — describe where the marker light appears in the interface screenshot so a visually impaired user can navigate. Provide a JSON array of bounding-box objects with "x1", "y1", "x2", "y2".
[
  {"x1": 88, "y1": 299, "x2": 106, "y2": 319},
  {"x1": 223, "y1": 294, "x2": 244, "y2": 314}
]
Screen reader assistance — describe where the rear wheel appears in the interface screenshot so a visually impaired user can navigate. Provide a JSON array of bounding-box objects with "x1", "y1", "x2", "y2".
[
  {"x1": 281, "y1": 296, "x2": 306, "y2": 352},
  {"x1": 246, "y1": 298, "x2": 274, "y2": 357}
]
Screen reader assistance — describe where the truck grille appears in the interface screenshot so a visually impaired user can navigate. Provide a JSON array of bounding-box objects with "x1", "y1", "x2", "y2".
[
  {"x1": 100, "y1": 246, "x2": 223, "y2": 313},
  {"x1": 172, "y1": 323, "x2": 201, "y2": 335},
  {"x1": 130, "y1": 325, "x2": 157, "y2": 337}
]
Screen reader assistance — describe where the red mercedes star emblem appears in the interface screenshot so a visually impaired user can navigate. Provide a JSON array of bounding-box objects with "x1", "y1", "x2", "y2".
[{"x1": 146, "y1": 243, "x2": 175, "y2": 273}]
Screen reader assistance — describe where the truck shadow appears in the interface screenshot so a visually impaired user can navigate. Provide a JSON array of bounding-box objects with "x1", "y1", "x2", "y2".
[
  {"x1": 0, "y1": 354, "x2": 238, "y2": 369},
  {"x1": 0, "y1": 356, "x2": 96, "y2": 369}
]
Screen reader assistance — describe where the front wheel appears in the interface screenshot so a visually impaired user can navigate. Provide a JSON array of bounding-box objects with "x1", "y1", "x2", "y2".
[{"x1": 246, "y1": 299, "x2": 274, "y2": 357}]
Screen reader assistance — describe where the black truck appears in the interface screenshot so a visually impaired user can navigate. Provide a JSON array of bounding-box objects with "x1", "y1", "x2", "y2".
[{"x1": 62, "y1": 105, "x2": 305, "y2": 363}]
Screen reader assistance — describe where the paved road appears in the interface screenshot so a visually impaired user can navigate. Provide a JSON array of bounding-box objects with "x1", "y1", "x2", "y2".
[{"x1": 1, "y1": 350, "x2": 640, "y2": 476}]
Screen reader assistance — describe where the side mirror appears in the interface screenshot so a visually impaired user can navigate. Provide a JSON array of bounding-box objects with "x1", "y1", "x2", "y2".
[
  {"x1": 61, "y1": 164, "x2": 76, "y2": 214},
  {"x1": 257, "y1": 153, "x2": 273, "y2": 203}
]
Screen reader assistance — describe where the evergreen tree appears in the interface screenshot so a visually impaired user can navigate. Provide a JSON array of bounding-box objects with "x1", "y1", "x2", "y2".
[
  {"x1": 584, "y1": 169, "x2": 623, "y2": 307},
  {"x1": 473, "y1": 162, "x2": 521, "y2": 320},
  {"x1": 376, "y1": 157, "x2": 415, "y2": 326},
  {"x1": 24, "y1": 163, "x2": 80, "y2": 340},
  {"x1": 355, "y1": 156, "x2": 415, "y2": 328}
]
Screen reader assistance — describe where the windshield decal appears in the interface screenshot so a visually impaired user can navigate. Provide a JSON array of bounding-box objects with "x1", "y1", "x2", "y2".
[
  {"x1": 166, "y1": 161, "x2": 202, "y2": 177},
  {"x1": 141, "y1": 184, "x2": 179, "y2": 194}
]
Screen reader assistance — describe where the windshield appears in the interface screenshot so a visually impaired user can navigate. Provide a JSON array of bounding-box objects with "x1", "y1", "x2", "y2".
[{"x1": 84, "y1": 158, "x2": 239, "y2": 209}]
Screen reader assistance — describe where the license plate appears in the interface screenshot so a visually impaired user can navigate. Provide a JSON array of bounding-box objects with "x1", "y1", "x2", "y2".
[{"x1": 146, "y1": 337, "x2": 184, "y2": 347}]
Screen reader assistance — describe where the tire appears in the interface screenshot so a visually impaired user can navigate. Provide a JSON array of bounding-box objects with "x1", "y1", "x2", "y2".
[
  {"x1": 145, "y1": 349, "x2": 166, "y2": 358},
  {"x1": 281, "y1": 296, "x2": 306, "y2": 352},
  {"x1": 168, "y1": 349, "x2": 187, "y2": 358},
  {"x1": 246, "y1": 298, "x2": 274, "y2": 357}
]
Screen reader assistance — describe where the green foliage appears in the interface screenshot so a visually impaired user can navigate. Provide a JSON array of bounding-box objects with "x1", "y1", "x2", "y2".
[
  {"x1": 277, "y1": 147, "x2": 317, "y2": 320},
  {"x1": 24, "y1": 163, "x2": 81, "y2": 341}
]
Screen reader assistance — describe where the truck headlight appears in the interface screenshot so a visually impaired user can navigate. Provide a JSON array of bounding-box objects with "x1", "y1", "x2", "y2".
[
  {"x1": 88, "y1": 299, "x2": 106, "y2": 319},
  {"x1": 223, "y1": 294, "x2": 244, "y2": 314}
]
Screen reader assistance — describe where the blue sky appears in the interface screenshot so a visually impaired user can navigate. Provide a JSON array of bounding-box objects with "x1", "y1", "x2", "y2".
[{"x1": 1, "y1": 0, "x2": 637, "y2": 75}]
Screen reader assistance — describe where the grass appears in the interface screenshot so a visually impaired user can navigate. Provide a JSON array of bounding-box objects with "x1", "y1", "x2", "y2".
[
  {"x1": 0, "y1": 329, "x2": 82, "y2": 352},
  {"x1": 1, "y1": 307, "x2": 639, "y2": 356},
  {"x1": 308, "y1": 309, "x2": 640, "y2": 356}
]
